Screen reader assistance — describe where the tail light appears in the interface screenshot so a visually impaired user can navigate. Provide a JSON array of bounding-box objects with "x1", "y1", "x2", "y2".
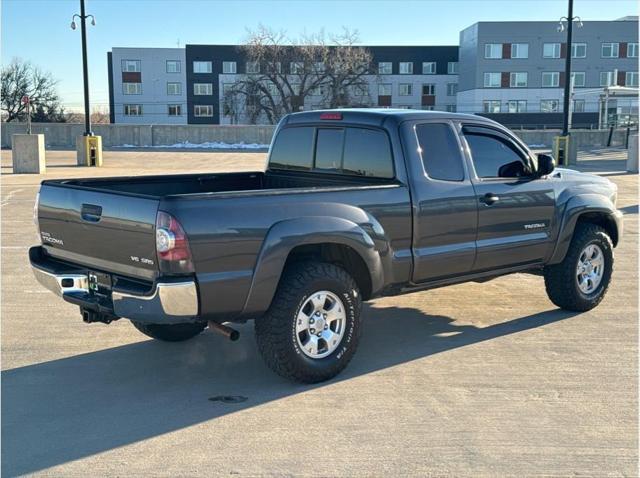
[
  {"x1": 155, "y1": 211, "x2": 194, "y2": 274},
  {"x1": 33, "y1": 192, "x2": 41, "y2": 242}
]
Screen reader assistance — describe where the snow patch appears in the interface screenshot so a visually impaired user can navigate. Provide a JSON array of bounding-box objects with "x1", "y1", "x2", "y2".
[{"x1": 114, "y1": 141, "x2": 269, "y2": 150}]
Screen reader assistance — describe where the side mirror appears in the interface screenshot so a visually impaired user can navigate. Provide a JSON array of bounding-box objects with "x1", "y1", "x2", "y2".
[{"x1": 536, "y1": 153, "x2": 555, "y2": 177}]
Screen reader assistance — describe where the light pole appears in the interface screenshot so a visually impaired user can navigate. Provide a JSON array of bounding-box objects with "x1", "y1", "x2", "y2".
[
  {"x1": 71, "y1": 0, "x2": 96, "y2": 136},
  {"x1": 557, "y1": 0, "x2": 583, "y2": 137}
]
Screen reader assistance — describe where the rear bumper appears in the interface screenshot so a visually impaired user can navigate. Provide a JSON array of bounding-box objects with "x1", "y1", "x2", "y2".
[{"x1": 29, "y1": 246, "x2": 199, "y2": 324}]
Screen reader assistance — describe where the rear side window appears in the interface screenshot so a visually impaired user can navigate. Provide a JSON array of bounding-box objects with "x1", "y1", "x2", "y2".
[
  {"x1": 415, "y1": 123, "x2": 464, "y2": 181},
  {"x1": 342, "y1": 128, "x2": 394, "y2": 178},
  {"x1": 268, "y1": 126, "x2": 314, "y2": 171}
]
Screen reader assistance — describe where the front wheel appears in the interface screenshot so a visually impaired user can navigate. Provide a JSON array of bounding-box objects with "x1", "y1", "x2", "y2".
[
  {"x1": 255, "y1": 261, "x2": 362, "y2": 383},
  {"x1": 544, "y1": 223, "x2": 614, "y2": 312},
  {"x1": 132, "y1": 322, "x2": 207, "y2": 342}
]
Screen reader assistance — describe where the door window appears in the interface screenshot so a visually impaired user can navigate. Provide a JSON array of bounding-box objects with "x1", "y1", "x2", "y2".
[
  {"x1": 415, "y1": 123, "x2": 464, "y2": 181},
  {"x1": 464, "y1": 129, "x2": 531, "y2": 178}
]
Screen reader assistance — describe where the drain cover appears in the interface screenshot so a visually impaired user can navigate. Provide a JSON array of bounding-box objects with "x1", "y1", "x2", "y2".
[{"x1": 208, "y1": 395, "x2": 248, "y2": 404}]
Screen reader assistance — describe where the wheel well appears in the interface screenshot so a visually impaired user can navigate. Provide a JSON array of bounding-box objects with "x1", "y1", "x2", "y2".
[
  {"x1": 284, "y1": 243, "x2": 373, "y2": 300},
  {"x1": 576, "y1": 212, "x2": 619, "y2": 246}
]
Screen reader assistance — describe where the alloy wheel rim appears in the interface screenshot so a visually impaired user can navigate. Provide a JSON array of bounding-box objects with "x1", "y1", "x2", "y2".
[
  {"x1": 296, "y1": 290, "x2": 346, "y2": 359},
  {"x1": 576, "y1": 244, "x2": 605, "y2": 294}
]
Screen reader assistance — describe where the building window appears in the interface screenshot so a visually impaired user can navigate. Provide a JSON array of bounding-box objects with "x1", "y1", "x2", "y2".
[
  {"x1": 422, "y1": 62, "x2": 436, "y2": 74},
  {"x1": 398, "y1": 83, "x2": 413, "y2": 96},
  {"x1": 310, "y1": 85, "x2": 327, "y2": 96},
  {"x1": 446, "y1": 105, "x2": 457, "y2": 113},
  {"x1": 168, "y1": 104, "x2": 182, "y2": 116},
  {"x1": 628, "y1": 43, "x2": 639, "y2": 58},
  {"x1": 485, "y1": 44, "x2": 502, "y2": 59},
  {"x1": 222, "y1": 83, "x2": 234, "y2": 95},
  {"x1": 600, "y1": 71, "x2": 615, "y2": 87},
  {"x1": 507, "y1": 100, "x2": 527, "y2": 113},
  {"x1": 447, "y1": 83, "x2": 457, "y2": 96},
  {"x1": 193, "y1": 83, "x2": 213, "y2": 95},
  {"x1": 448, "y1": 62, "x2": 458, "y2": 74},
  {"x1": 511, "y1": 43, "x2": 529, "y2": 59},
  {"x1": 166, "y1": 60, "x2": 181, "y2": 73},
  {"x1": 193, "y1": 61, "x2": 212, "y2": 73},
  {"x1": 540, "y1": 99, "x2": 560, "y2": 112},
  {"x1": 542, "y1": 72, "x2": 560, "y2": 87},
  {"x1": 222, "y1": 61, "x2": 237, "y2": 74},
  {"x1": 314, "y1": 62, "x2": 325, "y2": 73},
  {"x1": 399, "y1": 62, "x2": 413, "y2": 74},
  {"x1": 626, "y1": 72, "x2": 639, "y2": 87},
  {"x1": 245, "y1": 61, "x2": 260, "y2": 74},
  {"x1": 353, "y1": 84, "x2": 368, "y2": 96},
  {"x1": 572, "y1": 43, "x2": 587, "y2": 58},
  {"x1": 422, "y1": 84, "x2": 435, "y2": 95},
  {"x1": 166, "y1": 82, "x2": 182, "y2": 95},
  {"x1": 121, "y1": 60, "x2": 141, "y2": 72},
  {"x1": 543, "y1": 43, "x2": 561, "y2": 59},
  {"x1": 483, "y1": 100, "x2": 501, "y2": 113},
  {"x1": 601, "y1": 42, "x2": 619, "y2": 58},
  {"x1": 571, "y1": 72, "x2": 586, "y2": 87},
  {"x1": 123, "y1": 104, "x2": 142, "y2": 116},
  {"x1": 194, "y1": 105, "x2": 213, "y2": 117},
  {"x1": 378, "y1": 62, "x2": 392, "y2": 75},
  {"x1": 484, "y1": 72, "x2": 501, "y2": 88},
  {"x1": 510, "y1": 72, "x2": 528, "y2": 87},
  {"x1": 572, "y1": 99, "x2": 585, "y2": 113},
  {"x1": 378, "y1": 83, "x2": 392, "y2": 96},
  {"x1": 122, "y1": 83, "x2": 141, "y2": 95},
  {"x1": 290, "y1": 62, "x2": 304, "y2": 74}
]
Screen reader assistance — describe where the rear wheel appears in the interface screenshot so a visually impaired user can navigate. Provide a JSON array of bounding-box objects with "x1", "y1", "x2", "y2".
[
  {"x1": 544, "y1": 223, "x2": 614, "y2": 312},
  {"x1": 132, "y1": 322, "x2": 207, "y2": 342},
  {"x1": 255, "y1": 261, "x2": 362, "y2": 383}
]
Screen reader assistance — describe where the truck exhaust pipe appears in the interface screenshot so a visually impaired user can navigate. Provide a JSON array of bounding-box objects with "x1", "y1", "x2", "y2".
[{"x1": 208, "y1": 320, "x2": 240, "y2": 341}]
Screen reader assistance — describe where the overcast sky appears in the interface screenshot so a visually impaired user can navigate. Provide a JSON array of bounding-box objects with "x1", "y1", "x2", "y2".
[{"x1": 1, "y1": 0, "x2": 637, "y2": 110}]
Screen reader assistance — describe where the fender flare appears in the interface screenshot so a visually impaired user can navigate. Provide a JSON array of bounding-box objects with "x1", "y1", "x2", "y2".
[
  {"x1": 241, "y1": 216, "x2": 388, "y2": 318},
  {"x1": 548, "y1": 193, "x2": 621, "y2": 264}
]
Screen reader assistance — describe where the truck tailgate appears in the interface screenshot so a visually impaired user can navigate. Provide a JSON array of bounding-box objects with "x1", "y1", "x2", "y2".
[{"x1": 37, "y1": 184, "x2": 159, "y2": 281}]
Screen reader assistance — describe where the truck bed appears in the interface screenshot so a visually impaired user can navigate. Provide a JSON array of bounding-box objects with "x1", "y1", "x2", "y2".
[{"x1": 50, "y1": 170, "x2": 392, "y2": 198}]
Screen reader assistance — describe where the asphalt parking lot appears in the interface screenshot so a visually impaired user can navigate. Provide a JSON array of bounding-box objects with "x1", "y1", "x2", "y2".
[{"x1": 1, "y1": 148, "x2": 637, "y2": 477}]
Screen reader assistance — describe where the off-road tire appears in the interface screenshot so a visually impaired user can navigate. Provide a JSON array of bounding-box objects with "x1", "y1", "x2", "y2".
[
  {"x1": 544, "y1": 223, "x2": 614, "y2": 312},
  {"x1": 255, "y1": 261, "x2": 362, "y2": 384},
  {"x1": 132, "y1": 322, "x2": 207, "y2": 342}
]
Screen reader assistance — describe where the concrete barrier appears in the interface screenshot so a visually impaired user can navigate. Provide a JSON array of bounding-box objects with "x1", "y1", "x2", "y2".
[
  {"x1": 627, "y1": 134, "x2": 638, "y2": 173},
  {"x1": 12, "y1": 134, "x2": 46, "y2": 173},
  {"x1": 0, "y1": 122, "x2": 634, "y2": 150}
]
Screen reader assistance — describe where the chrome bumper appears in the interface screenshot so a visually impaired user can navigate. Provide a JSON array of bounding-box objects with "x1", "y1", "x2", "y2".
[{"x1": 30, "y1": 250, "x2": 199, "y2": 324}]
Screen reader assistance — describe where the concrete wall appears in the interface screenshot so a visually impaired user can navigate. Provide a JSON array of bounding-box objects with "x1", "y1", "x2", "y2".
[
  {"x1": 1, "y1": 122, "x2": 632, "y2": 150},
  {"x1": 1, "y1": 123, "x2": 276, "y2": 148}
]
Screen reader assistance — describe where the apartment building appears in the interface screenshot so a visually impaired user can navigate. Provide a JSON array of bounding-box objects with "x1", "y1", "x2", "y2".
[
  {"x1": 107, "y1": 16, "x2": 638, "y2": 126},
  {"x1": 108, "y1": 47, "x2": 187, "y2": 124},
  {"x1": 458, "y1": 17, "x2": 638, "y2": 127}
]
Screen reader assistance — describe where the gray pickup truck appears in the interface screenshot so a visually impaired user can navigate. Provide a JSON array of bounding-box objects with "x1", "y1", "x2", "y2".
[{"x1": 30, "y1": 109, "x2": 622, "y2": 383}]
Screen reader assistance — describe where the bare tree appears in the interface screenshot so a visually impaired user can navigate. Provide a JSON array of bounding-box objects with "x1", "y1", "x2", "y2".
[
  {"x1": 222, "y1": 26, "x2": 373, "y2": 124},
  {"x1": 1, "y1": 58, "x2": 65, "y2": 122}
]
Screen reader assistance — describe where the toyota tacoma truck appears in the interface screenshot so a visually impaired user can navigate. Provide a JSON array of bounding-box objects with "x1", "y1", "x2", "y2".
[{"x1": 30, "y1": 110, "x2": 623, "y2": 383}]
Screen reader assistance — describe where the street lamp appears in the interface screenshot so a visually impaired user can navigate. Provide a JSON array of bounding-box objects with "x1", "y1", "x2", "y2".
[
  {"x1": 70, "y1": 0, "x2": 96, "y2": 136},
  {"x1": 557, "y1": 0, "x2": 583, "y2": 137}
]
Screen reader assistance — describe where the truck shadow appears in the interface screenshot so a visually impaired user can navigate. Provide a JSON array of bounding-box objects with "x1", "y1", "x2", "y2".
[{"x1": 1, "y1": 305, "x2": 576, "y2": 476}]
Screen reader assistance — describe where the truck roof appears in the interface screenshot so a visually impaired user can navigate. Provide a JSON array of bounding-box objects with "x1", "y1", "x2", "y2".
[{"x1": 284, "y1": 108, "x2": 498, "y2": 128}]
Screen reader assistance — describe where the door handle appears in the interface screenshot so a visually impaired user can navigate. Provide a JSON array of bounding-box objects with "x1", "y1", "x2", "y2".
[
  {"x1": 81, "y1": 203, "x2": 102, "y2": 222},
  {"x1": 481, "y1": 193, "x2": 500, "y2": 205}
]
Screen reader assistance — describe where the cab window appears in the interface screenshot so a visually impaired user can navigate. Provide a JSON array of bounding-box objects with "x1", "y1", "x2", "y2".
[{"x1": 464, "y1": 128, "x2": 532, "y2": 178}]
